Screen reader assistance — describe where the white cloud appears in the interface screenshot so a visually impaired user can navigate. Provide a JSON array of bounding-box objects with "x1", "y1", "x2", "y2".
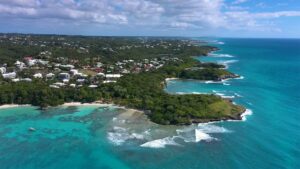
[
  {"x1": 232, "y1": 0, "x2": 248, "y2": 5},
  {"x1": 0, "y1": 0, "x2": 300, "y2": 33}
]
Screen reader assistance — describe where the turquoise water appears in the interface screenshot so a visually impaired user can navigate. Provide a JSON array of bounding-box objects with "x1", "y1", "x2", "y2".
[{"x1": 0, "y1": 38, "x2": 300, "y2": 169}]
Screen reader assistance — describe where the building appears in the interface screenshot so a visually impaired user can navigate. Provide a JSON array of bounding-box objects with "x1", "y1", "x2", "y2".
[
  {"x1": 88, "y1": 85, "x2": 98, "y2": 88},
  {"x1": 2, "y1": 72, "x2": 16, "y2": 79},
  {"x1": 58, "y1": 73, "x2": 70, "y2": 80},
  {"x1": 105, "y1": 74, "x2": 122, "y2": 79},
  {"x1": 33, "y1": 73, "x2": 43, "y2": 78},
  {"x1": 59, "y1": 64, "x2": 75, "y2": 70},
  {"x1": 70, "y1": 69, "x2": 79, "y2": 75},
  {"x1": 104, "y1": 74, "x2": 122, "y2": 83},
  {"x1": 46, "y1": 73, "x2": 55, "y2": 79},
  {"x1": 0, "y1": 67, "x2": 6, "y2": 74},
  {"x1": 15, "y1": 61, "x2": 26, "y2": 70}
]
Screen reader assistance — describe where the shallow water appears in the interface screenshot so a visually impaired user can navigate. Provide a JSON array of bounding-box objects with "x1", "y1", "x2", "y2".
[{"x1": 0, "y1": 38, "x2": 300, "y2": 169}]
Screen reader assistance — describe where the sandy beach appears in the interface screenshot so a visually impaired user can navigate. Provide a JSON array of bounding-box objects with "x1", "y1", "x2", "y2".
[
  {"x1": 0, "y1": 102, "x2": 114, "y2": 110},
  {"x1": 0, "y1": 104, "x2": 31, "y2": 109},
  {"x1": 62, "y1": 102, "x2": 114, "y2": 107}
]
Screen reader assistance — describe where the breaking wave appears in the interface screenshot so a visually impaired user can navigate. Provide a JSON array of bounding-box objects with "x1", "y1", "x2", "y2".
[
  {"x1": 217, "y1": 60, "x2": 239, "y2": 68},
  {"x1": 107, "y1": 126, "x2": 146, "y2": 145},
  {"x1": 209, "y1": 53, "x2": 234, "y2": 58},
  {"x1": 140, "y1": 137, "x2": 179, "y2": 148},
  {"x1": 241, "y1": 109, "x2": 253, "y2": 121}
]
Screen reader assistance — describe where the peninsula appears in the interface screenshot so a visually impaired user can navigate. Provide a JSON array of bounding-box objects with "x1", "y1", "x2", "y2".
[{"x1": 0, "y1": 34, "x2": 245, "y2": 125}]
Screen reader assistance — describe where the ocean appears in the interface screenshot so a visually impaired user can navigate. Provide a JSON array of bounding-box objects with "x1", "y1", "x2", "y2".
[{"x1": 0, "y1": 38, "x2": 299, "y2": 169}]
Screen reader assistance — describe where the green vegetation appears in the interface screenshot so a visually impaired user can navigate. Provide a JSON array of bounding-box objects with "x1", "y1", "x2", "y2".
[
  {"x1": 0, "y1": 60, "x2": 244, "y2": 125},
  {"x1": 0, "y1": 34, "x2": 245, "y2": 125}
]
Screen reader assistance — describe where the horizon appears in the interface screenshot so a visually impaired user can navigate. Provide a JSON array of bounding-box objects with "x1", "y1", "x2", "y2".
[
  {"x1": 1, "y1": 32, "x2": 300, "y2": 40},
  {"x1": 1, "y1": 0, "x2": 300, "y2": 38}
]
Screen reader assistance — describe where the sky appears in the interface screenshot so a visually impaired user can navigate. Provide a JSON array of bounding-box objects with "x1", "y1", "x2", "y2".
[{"x1": 0, "y1": 0, "x2": 300, "y2": 38}]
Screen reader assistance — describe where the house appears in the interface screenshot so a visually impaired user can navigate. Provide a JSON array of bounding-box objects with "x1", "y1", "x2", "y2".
[
  {"x1": 15, "y1": 61, "x2": 26, "y2": 70},
  {"x1": 59, "y1": 64, "x2": 75, "y2": 70},
  {"x1": 97, "y1": 73, "x2": 105, "y2": 77},
  {"x1": 105, "y1": 74, "x2": 122, "y2": 79},
  {"x1": 53, "y1": 82, "x2": 65, "y2": 87},
  {"x1": 33, "y1": 73, "x2": 43, "y2": 78},
  {"x1": 88, "y1": 85, "x2": 98, "y2": 88},
  {"x1": 21, "y1": 78, "x2": 32, "y2": 82},
  {"x1": 104, "y1": 74, "x2": 122, "y2": 83},
  {"x1": 62, "y1": 79, "x2": 69, "y2": 83},
  {"x1": 69, "y1": 84, "x2": 76, "y2": 87},
  {"x1": 49, "y1": 85, "x2": 60, "y2": 89},
  {"x1": 36, "y1": 59, "x2": 49, "y2": 65},
  {"x1": 70, "y1": 69, "x2": 79, "y2": 75},
  {"x1": 12, "y1": 78, "x2": 20, "y2": 82},
  {"x1": 58, "y1": 73, "x2": 70, "y2": 80},
  {"x1": 24, "y1": 57, "x2": 37, "y2": 66},
  {"x1": 2, "y1": 72, "x2": 16, "y2": 79},
  {"x1": 76, "y1": 79, "x2": 85, "y2": 83},
  {"x1": 96, "y1": 62, "x2": 103, "y2": 68},
  {"x1": 46, "y1": 73, "x2": 55, "y2": 79},
  {"x1": 0, "y1": 67, "x2": 6, "y2": 74}
]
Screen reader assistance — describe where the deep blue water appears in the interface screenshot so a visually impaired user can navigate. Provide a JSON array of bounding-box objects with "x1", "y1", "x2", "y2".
[{"x1": 0, "y1": 38, "x2": 300, "y2": 169}]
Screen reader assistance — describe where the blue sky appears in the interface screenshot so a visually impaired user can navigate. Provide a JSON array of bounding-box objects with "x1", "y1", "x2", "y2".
[{"x1": 0, "y1": 0, "x2": 300, "y2": 38}]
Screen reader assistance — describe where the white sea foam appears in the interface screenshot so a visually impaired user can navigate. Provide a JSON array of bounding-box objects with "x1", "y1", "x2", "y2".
[
  {"x1": 191, "y1": 92, "x2": 205, "y2": 94},
  {"x1": 241, "y1": 109, "x2": 253, "y2": 121},
  {"x1": 140, "y1": 137, "x2": 179, "y2": 148},
  {"x1": 236, "y1": 76, "x2": 245, "y2": 80},
  {"x1": 223, "y1": 82, "x2": 231, "y2": 86},
  {"x1": 209, "y1": 40, "x2": 225, "y2": 45},
  {"x1": 107, "y1": 126, "x2": 146, "y2": 145},
  {"x1": 234, "y1": 93, "x2": 243, "y2": 97},
  {"x1": 218, "y1": 60, "x2": 239, "y2": 65},
  {"x1": 195, "y1": 129, "x2": 213, "y2": 142},
  {"x1": 222, "y1": 95, "x2": 235, "y2": 99},
  {"x1": 176, "y1": 124, "x2": 230, "y2": 143},
  {"x1": 175, "y1": 92, "x2": 206, "y2": 95},
  {"x1": 209, "y1": 53, "x2": 234, "y2": 58},
  {"x1": 197, "y1": 123, "x2": 230, "y2": 133},
  {"x1": 205, "y1": 80, "x2": 222, "y2": 84},
  {"x1": 215, "y1": 92, "x2": 224, "y2": 96},
  {"x1": 217, "y1": 60, "x2": 239, "y2": 69}
]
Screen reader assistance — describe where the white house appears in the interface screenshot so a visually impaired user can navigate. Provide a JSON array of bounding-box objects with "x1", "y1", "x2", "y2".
[
  {"x1": 2, "y1": 72, "x2": 16, "y2": 79},
  {"x1": 69, "y1": 84, "x2": 76, "y2": 87},
  {"x1": 88, "y1": 85, "x2": 98, "y2": 88},
  {"x1": 96, "y1": 73, "x2": 105, "y2": 77},
  {"x1": 70, "y1": 69, "x2": 79, "y2": 75},
  {"x1": 53, "y1": 82, "x2": 65, "y2": 87},
  {"x1": 105, "y1": 74, "x2": 122, "y2": 79},
  {"x1": 27, "y1": 59, "x2": 37, "y2": 66},
  {"x1": 33, "y1": 73, "x2": 43, "y2": 78},
  {"x1": 49, "y1": 85, "x2": 60, "y2": 89},
  {"x1": 60, "y1": 64, "x2": 75, "y2": 70},
  {"x1": 0, "y1": 67, "x2": 6, "y2": 74},
  {"x1": 21, "y1": 78, "x2": 32, "y2": 82},
  {"x1": 12, "y1": 78, "x2": 20, "y2": 82},
  {"x1": 58, "y1": 73, "x2": 70, "y2": 80},
  {"x1": 15, "y1": 61, "x2": 26, "y2": 69},
  {"x1": 76, "y1": 79, "x2": 85, "y2": 83},
  {"x1": 46, "y1": 73, "x2": 55, "y2": 79}
]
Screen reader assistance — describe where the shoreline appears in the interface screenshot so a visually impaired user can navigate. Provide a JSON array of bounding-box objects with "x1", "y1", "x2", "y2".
[
  {"x1": 0, "y1": 102, "x2": 250, "y2": 124},
  {"x1": 0, "y1": 104, "x2": 31, "y2": 109},
  {"x1": 62, "y1": 102, "x2": 115, "y2": 107}
]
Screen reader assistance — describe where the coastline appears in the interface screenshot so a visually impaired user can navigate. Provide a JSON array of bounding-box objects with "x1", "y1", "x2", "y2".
[
  {"x1": 62, "y1": 102, "x2": 114, "y2": 107},
  {"x1": 0, "y1": 102, "x2": 249, "y2": 124},
  {"x1": 0, "y1": 104, "x2": 31, "y2": 109}
]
